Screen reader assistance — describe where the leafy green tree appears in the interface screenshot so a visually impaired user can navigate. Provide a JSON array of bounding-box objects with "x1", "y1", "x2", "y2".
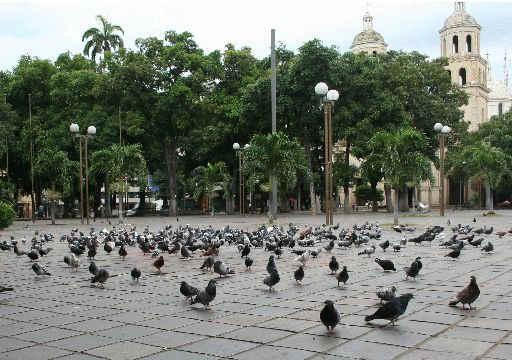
[
  {"x1": 82, "y1": 15, "x2": 124, "y2": 62},
  {"x1": 91, "y1": 144, "x2": 146, "y2": 220},
  {"x1": 191, "y1": 162, "x2": 231, "y2": 215},
  {"x1": 354, "y1": 184, "x2": 384, "y2": 207},
  {"x1": 0, "y1": 200, "x2": 15, "y2": 229},
  {"x1": 367, "y1": 127, "x2": 432, "y2": 224},
  {"x1": 34, "y1": 145, "x2": 75, "y2": 224},
  {"x1": 242, "y1": 132, "x2": 308, "y2": 215}
]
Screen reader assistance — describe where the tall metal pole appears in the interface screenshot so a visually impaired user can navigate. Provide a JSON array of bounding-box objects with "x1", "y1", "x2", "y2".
[
  {"x1": 85, "y1": 136, "x2": 90, "y2": 225},
  {"x1": 439, "y1": 134, "x2": 445, "y2": 217},
  {"x1": 328, "y1": 101, "x2": 334, "y2": 225},
  {"x1": 119, "y1": 104, "x2": 122, "y2": 145},
  {"x1": 29, "y1": 93, "x2": 35, "y2": 223},
  {"x1": 323, "y1": 101, "x2": 329, "y2": 225},
  {"x1": 79, "y1": 137, "x2": 84, "y2": 224},
  {"x1": 270, "y1": 29, "x2": 278, "y2": 219},
  {"x1": 238, "y1": 151, "x2": 242, "y2": 215},
  {"x1": 2, "y1": 94, "x2": 6, "y2": 176}
]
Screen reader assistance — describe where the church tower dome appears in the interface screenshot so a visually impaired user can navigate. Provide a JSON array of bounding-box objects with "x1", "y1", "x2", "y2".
[
  {"x1": 440, "y1": 1, "x2": 489, "y2": 131},
  {"x1": 351, "y1": 11, "x2": 388, "y2": 55}
]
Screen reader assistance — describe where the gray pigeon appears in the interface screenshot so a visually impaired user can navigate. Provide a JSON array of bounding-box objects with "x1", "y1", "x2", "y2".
[
  {"x1": 320, "y1": 300, "x2": 340, "y2": 332},
  {"x1": 329, "y1": 256, "x2": 339, "y2": 274},
  {"x1": 481, "y1": 242, "x2": 494, "y2": 253},
  {"x1": 266, "y1": 255, "x2": 276, "y2": 274},
  {"x1": 89, "y1": 262, "x2": 99, "y2": 276},
  {"x1": 200, "y1": 256, "x2": 214, "y2": 271},
  {"x1": 376, "y1": 286, "x2": 396, "y2": 303},
  {"x1": 180, "y1": 281, "x2": 199, "y2": 302},
  {"x1": 365, "y1": 293, "x2": 414, "y2": 325},
  {"x1": 449, "y1": 276, "x2": 480, "y2": 310},
  {"x1": 191, "y1": 279, "x2": 217, "y2": 309},
  {"x1": 213, "y1": 260, "x2": 235, "y2": 277},
  {"x1": 32, "y1": 263, "x2": 51, "y2": 276},
  {"x1": 181, "y1": 246, "x2": 192, "y2": 259},
  {"x1": 91, "y1": 269, "x2": 109, "y2": 288},
  {"x1": 336, "y1": 266, "x2": 349, "y2": 287},
  {"x1": 263, "y1": 269, "x2": 280, "y2": 291}
]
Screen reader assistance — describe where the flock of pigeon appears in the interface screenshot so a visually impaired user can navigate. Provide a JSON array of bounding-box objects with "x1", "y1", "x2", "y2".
[{"x1": 0, "y1": 217, "x2": 504, "y2": 334}]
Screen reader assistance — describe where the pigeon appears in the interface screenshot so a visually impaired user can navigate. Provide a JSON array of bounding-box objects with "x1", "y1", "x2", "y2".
[
  {"x1": 191, "y1": 279, "x2": 217, "y2": 309},
  {"x1": 27, "y1": 250, "x2": 39, "y2": 261},
  {"x1": 294, "y1": 265, "x2": 305, "y2": 283},
  {"x1": 87, "y1": 247, "x2": 97, "y2": 259},
  {"x1": 481, "y1": 242, "x2": 494, "y2": 253},
  {"x1": 131, "y1": 267, "x2": 141, "y2": 282},
  {"x1": 445, "y1": 248, "x2": 461, "y2": 259},
  {"x1": 358, "y1": 245, "x2": 376, "y2": 257},
  {"x1": 0, "y1": 286, "x2": 13, "y2": 292},
  {"x1": 311, "y1": 248, "x2": 321, "y2": 258},
  {"x1": 404, "y1": 262, "x2": 420, "y2": 280},
  {"x1": 375, "y1": 258, "x2": 396, "y2": 272},
  {"x1": 274, "y1": 247, "x2": 283, "y2": 259},
  {"x1": 32, "y1": 263, "x2": 51, "y2": 276},
  {"x1": 241, "y1": 244, "x2": 250, "y2": 258},
  {"x1": 393, "y1": 244, "x2": 401, "y2": 252},
  {"x1": 118, "y1": 245, "x2": 127, "y2": 260},
  {"x1": 104, "y1": 242, "x2": 114, "y2": 254},
  {"x1": 379, "y1": 240, "x2": 390, "y2": 252},
  {"x1": 263, "y1": 269, "x2": 280, "y2": 291},
  {"x1": 213, "y1": 260, "x2": 235, "y2": 277},
  {"x1": 180, "y1": 281, "x2": 199, "y2": 302},
  {"x1": 320, "y1": 300, "x2": 340, "y2": 333},
  {"x1": 88, "y1": 262, "x2": 99, "y2": 276},
  {"x1": 449, "y1": 276, "x2": 480, "y2": 310},
  {"x1": 153, "y1": 256, "x2": 164, "y2": 273},
  {"x1": 376, "y1": 286, "x2": 397, "y2": 303},
  {"x1": 365, "y1": 293, "x2": 414, "y2": 325},
  {"x1": 294, "y1": 250, "x2": 310, "y2": 266},
  {"x1": 336, "y1": 266, "x2": 349, "y2": 287},
  {"x1": 244, "y1": 257, "x2": 254, "y2": 270},
  {"x1": 181, "y1": 246, "x2": 192, "y2": 259},
  {"x1": 496, "y1": 231, "x2": 506, "y2": 238},
  {"x1": 38, "y1": 247, "x2": 52, "y2": 256},
  {"x1": 91, "y1": 269, "x2": 109, "y2": 288},
  {"x1": 324, "y1": 240, "x2": 335, "y2": 252},
  {"x1": 200, "y1": 256, "x2": 215, "y2": 271},
  {"x1": 473, "y1": 217, "x2": 477, "y2": 223},
  {"x1": 266, "y1": 255, "x2": 277, "y2": 274},
  {"x1": 68, "y1": 254, "x2": 79, "y2": 271},
  {"x1": 329, "y1": 256, "x2": 339, "y2": 274},
  {"x1": 469, "y1": 237, "x2": 484, "y2": 247}
]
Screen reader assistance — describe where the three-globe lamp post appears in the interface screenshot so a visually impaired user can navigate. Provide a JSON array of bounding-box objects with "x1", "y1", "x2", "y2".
[{"x1": 434, "y1": 122, "x2": 451, "y2": 217}]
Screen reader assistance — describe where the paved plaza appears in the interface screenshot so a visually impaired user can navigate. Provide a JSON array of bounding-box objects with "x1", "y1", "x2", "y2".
[{"x1": 1, "y1": 210, "x2": 512, "y2": 360}]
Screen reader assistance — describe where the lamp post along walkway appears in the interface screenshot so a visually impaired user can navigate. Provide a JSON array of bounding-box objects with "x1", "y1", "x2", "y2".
[
  {"x1": 434, "y1": 122, "x2": 451, "y2": 217},
  {"x1": 70, "y1": 123, "x2": 96, "y2": 225},
  {"x1": 315, "y1": 82, "x2": 339, "y2": 225}
]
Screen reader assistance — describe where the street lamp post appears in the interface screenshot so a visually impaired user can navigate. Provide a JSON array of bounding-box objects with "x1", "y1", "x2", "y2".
[
  {"x1": 434, "y1": 122, "x2": 451, "y2": 217},
  {"x1": 315, "y1": 82, "x2": 339, "y2": 225},
  {"x1": 233, "y1": 143, "x2": 242, "y2": 215},
  {"x1": 70, "y1": 123, "x2": 96, "y2": 225}
]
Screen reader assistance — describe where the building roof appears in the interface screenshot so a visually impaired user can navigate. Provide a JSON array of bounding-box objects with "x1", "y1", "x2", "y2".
[
  {"x1": 351, "y1": 11, "x2": 387, "y2": 49},
  {"x1": 441, "y1": 1, "x2": 480, "y2": 32}
]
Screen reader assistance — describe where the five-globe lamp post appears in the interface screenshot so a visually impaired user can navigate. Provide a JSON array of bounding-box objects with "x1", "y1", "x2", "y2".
[
  {"x1": 434, "y1": 122, "x2": 451, "y2": 217},
  {"x1": 315, "y1": 82, "x2": 339, "y2": 226},
  {"x1": 70, "y1": 123, "x2": 96, "y2": 225}
]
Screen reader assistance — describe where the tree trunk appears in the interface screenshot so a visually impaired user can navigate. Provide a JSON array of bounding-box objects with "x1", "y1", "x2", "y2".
[
  {"x1": 344, "y1": 141, "x2": 351, "y2": 214},
  {"x1": 305, "y1": 144, "x2": 316, "y2": 215},
  {"x1": 104, "y1": 175, "x2": 111, "y2": 218},
  {"x1": 393, "y1": 188, "x2": 399, "y2": 225},
  {"x1": 164, "y1": 140, "x2": 177, "y2": 216},
  {"x1": 297, "y1": 187, "x2": 301, "y2": 211},
  {"x1": 398, "y1": 187, "x2": 409, "y2": 212},
  {"x1": 485, "y1": 182, "x2": 493, "y2": 210},
  {"x1": 371, "y1": 182, "x2": 378, "y2": 212},
  {"x1": 384, "y1": 184, "x2": 393, "y2": 212},
  {"x1": 50, "y1": 183, "x2": 56, "y2": 225},
  {"x1": 139, "y1": 186, "x2": 146, "y2": 215},
  {"x1": 118, "y1": 190, "x2": 124, "y2": 222}
]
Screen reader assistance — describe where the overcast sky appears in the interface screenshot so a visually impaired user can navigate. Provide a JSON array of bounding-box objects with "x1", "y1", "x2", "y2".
[{"x1": 1, "y1": 0, "x2": 511, "y2": 80}]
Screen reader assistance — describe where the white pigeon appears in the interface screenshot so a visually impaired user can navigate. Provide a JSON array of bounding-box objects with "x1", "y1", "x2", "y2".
[{"x1": 294, "y1": 250, "x2": 310, "y2": 267}]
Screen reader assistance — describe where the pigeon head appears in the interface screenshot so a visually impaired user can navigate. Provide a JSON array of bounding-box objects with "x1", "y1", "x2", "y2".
[
  {"x1": 415, "y1": 257, "x2": 421, "y2": 261},
  {"x1": 470, "y1": 276, "x2": 477, "y2": 283},
  {"x1": 324, "y1": 300, "x2": 335, "y2": 306},
  {"x1": 391, "y1": 286, "x2": 397, "y2": 292}
]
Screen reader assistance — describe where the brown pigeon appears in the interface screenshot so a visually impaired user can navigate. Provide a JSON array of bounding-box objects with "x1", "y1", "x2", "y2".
[{"x1": 449, "y1": 276, "x2": 480, "y2": 310}]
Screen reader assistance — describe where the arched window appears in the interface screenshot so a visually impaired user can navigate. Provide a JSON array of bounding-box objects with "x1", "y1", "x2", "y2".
[
  {"x1": 499, "y1": 103, "x2": 503, "y2": 117},
  {"x1": 453, "y1": 35, "x2": 459, "y2": 54},
  {"x1": 459, "y1": 68, "x2": 467, "y2": 86},
  {"x1": 466, "y1": 35, "x2": 472, "y2": 53}
]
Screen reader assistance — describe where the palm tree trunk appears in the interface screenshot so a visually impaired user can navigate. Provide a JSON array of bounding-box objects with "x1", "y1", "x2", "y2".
[
  {"x1": 50, "y1": 183, "x2": 56, "y2": 225},
  {"x1": 305, "y1": 144, "x2": 316, "y2": 215},
  {"x1": 119, "y1": 190, "x2": 124, "y2": 222},
  {"x1": 371, "y1": 182, "x2": 378, "y2": 212},
  {"x1": 344, "y1": 141, "x2": 351, "y2": 214},
  {"x1": 393, "y1": 187, "x2": 399, "y2": 225},
  {"x1": 164, "y1": 140, "x2": 177, "y2": 216},
  {"x1": 384, "y1": 184, "x2": 393, "y2": 212},
  {"x1": 104, "y1": 175, "x2": 111, "y2": 218},
  {"x1": 485, "y1": 182, "x2": 493, "y2": 210}
]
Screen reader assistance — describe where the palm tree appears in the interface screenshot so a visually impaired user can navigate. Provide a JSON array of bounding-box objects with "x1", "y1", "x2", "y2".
[
  {"x1": 192, "y1": 162, "x2": 231, "y2": 215},
  {"x1": 91, "y1": 144, "x2": 146, "y2": 220},
  {"x1": 82, "y1": 15, "x2": 124, "y2": 62}
]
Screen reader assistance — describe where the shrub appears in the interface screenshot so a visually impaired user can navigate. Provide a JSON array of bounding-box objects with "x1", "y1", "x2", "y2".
[
  {"x1": 0, "y1": 201, "x2": 15, "y2": 229},
  {"x1": 354, "y1": 184, "x2": 384, "y2": 205}
]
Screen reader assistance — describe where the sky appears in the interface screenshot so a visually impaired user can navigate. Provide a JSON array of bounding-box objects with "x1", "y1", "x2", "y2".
[{"x1": 1, "y1": 0, "x2": 511, "y2": 81}]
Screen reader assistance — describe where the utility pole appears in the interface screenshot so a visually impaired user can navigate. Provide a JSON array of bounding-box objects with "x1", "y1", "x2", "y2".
[
  {"x1": 29, "y1": 93, "x2": 36, "y2": 223},
  {"x1": 270, "y1": 28, "x2": 278, "y2": 220}
]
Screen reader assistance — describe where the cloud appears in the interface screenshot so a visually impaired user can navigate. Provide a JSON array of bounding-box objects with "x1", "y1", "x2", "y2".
[{"x1": 0, "y1": 0, "x2": 510, "y2": 79}]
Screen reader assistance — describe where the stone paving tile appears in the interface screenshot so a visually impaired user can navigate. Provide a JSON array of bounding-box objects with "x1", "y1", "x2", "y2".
[
  {"x1": 135, "y1": 330, "x2": 205, "y2": 348},
  {"x1": 177, "y1": 320, "x2": 241, "y2": 336},
  {"x1": 457, "y1": 317, "x2": 512, "y2": 331},
  {"x1": 357, "y1": 327, "x2": 429, "y2": 347},
  {"x1": 304, "y1": 324, "x2": 371, "y2": 340},
  {"x1": 86, "y1": 341, "x2": 161, "y2": 360},
  {"x1": 13, "y1": 327, "x2": 82, "y2": 344},
  {"x1": 485, "y1": 343, "x2": 512, "y2": 359},
  {"x1": 62, "y1": 319, "x2": 124, "y2": 333},
  {"x1": 396, "y1": 349, "x2": 474, "y2": 360},
  {"x1": 94, "y1": 324, "x2": 160, "y2": 341},
  {"x1": 327, "y1": 340, "x2": 406, "y2": 360},
  {"x1": 0, "y1": 336, "x2": 37, "y2": 353},
  {"x1": 418, "y1": 336, "x2": 494, "y2": 357},
  {"x1": 0, "y1": 322, "x2": 48, "y2": 337},
  {"x1": 442, "y1": 325, "x2": 507, "y2": 342},
  {"x1": 178, "y1": 337, "x2": 259, "y2": 357},
  {"x1": 220, "y1": 326, "x2": 293, "y2": 344},
  {"x1": 233, "y1": 345, "x2": 316, "y2": 360},
  {"x1": 46, "y1": 334, "x2": 118, "y2": 352},
  {"x1": 258, "y1": 317, "x2": 318, "y2": 332},
  {"x1": 139, "y1": 349, "x2": 220, "y2": 360},
  {"x1": 137, "y1": 315, "x2": 201, "y2": 330},
  {"x1": 270, "y1": 333, "x2": 347, "y2": 353},
  {"x1": 0, "y1": 344, "x2": 72, "y2": 360}
]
